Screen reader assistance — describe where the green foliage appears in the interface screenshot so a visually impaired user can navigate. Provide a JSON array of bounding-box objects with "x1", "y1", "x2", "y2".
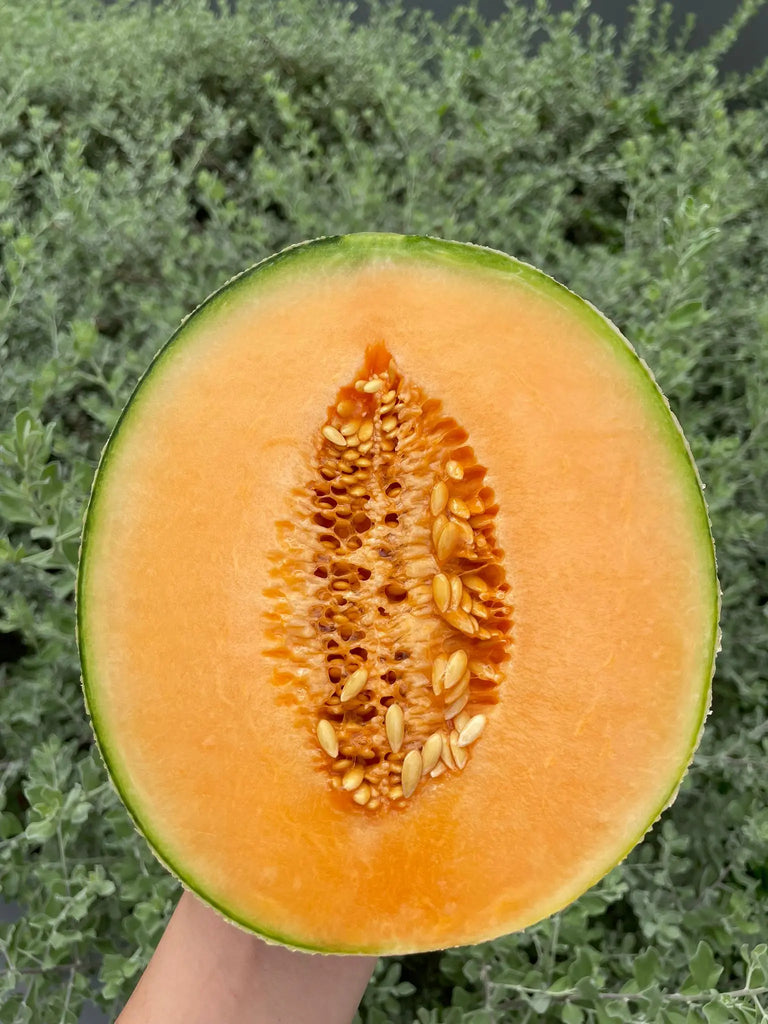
[{"x1": 1, "y1": 0, "x2": 767, "y2": 1020}]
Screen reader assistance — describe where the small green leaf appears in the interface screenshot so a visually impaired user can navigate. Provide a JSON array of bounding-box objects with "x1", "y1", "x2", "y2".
[
  {"x1": 562, "y1": 1005, "x2": 585, "y2": 1024},
  {"x1": 633, "y1": 947, "x2": 661, "y2": 989},
  {"x1": 689, "y1": 940, "x2": 723, "y2": 990},
  {"x1": 0, "y1": 811, "x2": 22, "y2": 838},
  {"x1": 702, "y1": 1002, "x2": 732, "y2": 1024}
]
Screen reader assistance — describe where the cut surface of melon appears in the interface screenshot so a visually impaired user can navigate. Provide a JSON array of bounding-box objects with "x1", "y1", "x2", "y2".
[{"x1": 78, "y1": 234, "x2": 718, "y2": 954}]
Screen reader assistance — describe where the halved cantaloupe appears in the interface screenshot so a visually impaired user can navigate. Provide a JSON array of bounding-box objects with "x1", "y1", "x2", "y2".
[{"x1": 77, "y1": 233, "x2": 718, "y2": 954}]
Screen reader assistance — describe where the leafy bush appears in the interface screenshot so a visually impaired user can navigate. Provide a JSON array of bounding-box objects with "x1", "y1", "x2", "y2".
[{"x1": 1, "y1": 1, "x2": 767, "y2": 1021}]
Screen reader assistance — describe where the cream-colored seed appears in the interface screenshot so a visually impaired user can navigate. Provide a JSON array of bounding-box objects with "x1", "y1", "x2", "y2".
[
  {"x1": 349, "y1": 485, "x2": 368, "y2": 497},
  {"x1": 352, "y1": 783, "x2": 372, "y2": 805},
  {"x1": 458, "y1": 714, "x2": 487, "y2": 747},
  {"x1": 443, "y1": 668, "x2": 470, "y2": 703},
  {"x1": 470, "y1": 513, "x2": 495, "y2": 528},
  {"x1": 336, "y1": 399, "x2": 356, "y2": 417},
  {"x1": 381, "y1": 400, "x2": 396, "y2": 414},
  {"x1": 432, "y1": 513, "x2": 448, "y2": 547},
  {"x1": 389, "y1": 785, "x2": 404, "y2": 801},
  {"x1": 340, "y1": 667, "x2": 368, "y2": 702},
  {"x1": 430, "y1": 762, "x2": 447, "y2": 779},
  {"x1": 363, "y1": 378, "x2": 383, "y2": 393},
  {"x1": 340, "y1": 419, "x2": 360, "y2": 437},
  {"x1": 469, "y1": 660, "x2": 500, "y2": 680},
  {"x1": 342, "y1": 766, "x2": 366, "y2": 791},
  {"x1": 444, "y1": 649, "x2": 468, "y2": 689},
  {"x1": 449, "y1": 574, "x2": 463, "y2": 610},
  {"x1": 444, "y1": 691, "x2": 469, "y2": 720},
  {"x1": 382, "y1": 389, "x2": 397, "y2": 403},
  {"x1": 431, "y1": 654, "x2": 448, "y2": 695},
  {"x1": 446, "y1": 460, "x2": 464, "y2": 480},
  {"x1": 467, "y1": 496, "x2": 486, "y2": 515},
  {"x1": 472, "y1": 601, "x2": 490, "y2": 619},
  {"x1": 331, "y1": 758, "x2": 354, "y2": 773},
  {"x1": 382, "y1": 414, "x2": 398, "y2": 434},
  {"x1": 436, "y1": 521, "x2": 462, "y2": 563},
  {"x1": 432, "y1": 573, "x2": 451, "y2": 614},
  {"x1": 449, "y1": 731, "x2": 469, "y2": 769},
  {"x1": 430, "y1": 480, "x2": 449, "y2": 516},
  {"x1": 385, "y1": 703, "x2": 405, "y2": 753},
  {"x1": 358, "y1": 440, "x2": 373, "y2": 454},
  {"x1": 358, "y1": 420, "x2": 374, "y2": 442},
  {"x1": 463, "y1": 574, "x2": 488, "y2": 593},
  {"x1": 445, "y1": 608, "x2": 478, "y2": 635},
  {"x1": 454, "y1": 711, "x2": 471, "y2": 733},
  {"x1": 421, "y1": 733, "x2": 443, "y2": 774},
  {"x1": 440, "y1": 732, "x2": 456, "y2": 769},
  {"x1": 460, "y1": 590, "x2": 473, "y2": 613},
  {"x1": 401, "y1": 749, "x2": 423, "y2": 798},
  {"x1": 322, "y1": 425, "x2": 347, "y2": 447},
  {"x1": 448, "y1": 496, "x2": 471, "y2": 519},
  {"x1": 316, "y1": 719, "x2": 338, "y2": 757},
  {"x1": 456, "y1": 519, "x2": 475, "y2": 546}
]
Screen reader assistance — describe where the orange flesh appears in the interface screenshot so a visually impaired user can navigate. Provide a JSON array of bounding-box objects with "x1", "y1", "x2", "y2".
[{"x1": 80, "y1": 247, "x2": 716, "y2": 953}]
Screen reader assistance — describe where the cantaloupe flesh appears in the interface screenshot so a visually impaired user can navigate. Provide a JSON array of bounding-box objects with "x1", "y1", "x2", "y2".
[{"x1": 78, "y1": 235, "x2": 717, "y2": 954}]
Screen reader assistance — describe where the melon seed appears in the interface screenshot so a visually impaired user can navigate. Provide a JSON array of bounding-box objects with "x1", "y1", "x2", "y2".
[
  {"x1": 440, "y1": 733, "x2": 456, "y2": 770},
  {"x1": 449, "y1": 574, "x2": 463, "y2": 610},
  {"x1": 432, "y1": 513, "x2": 448, "y2": 547},
  {"x1": 449, "y1": 731, "x2": 469, "y2": 769},
  {"x1": 430, "y1": 480, "x2": 449, "y2": 516},
  {"x1": 402, "y1": 749, "x2": 423, "y2": 798},
  {"x1": 431, "y1": 653, "x2": 448, "y2": 696},
  {"x1": 463, "y1": 574, "x2": 487, "y2": 594},
  {"x1": 342, "y1": 766, "x2": 366, "y2": 790},
  {"x1": 444, "y1": 608, "x2": 477, "y2": 635},
  {"x1": 436, "y1": 521, "x2": 462, "y2": 563},
  {"x1": 443, "y1": 669, "x2": 470, "y2": 704},
  {"x1": 454, "y1": 711, "x2": 471, "y2": 733},
  {"x1": 352, "y1": 782, "x2": 372, "y2": 805},
  {"x1": 444, "y1": 650, "x2": 468, "y2": 689},
  {"x1": 340, "y1": 667, "x2": 368, "y2": 702},
  {"x1": 448, "y1": 497, "x2": 471, "y2": 519},
  {"x1": 385, "y1": 704, "x2": 405, "y2": 753},
  {"x1": 444, "y1": 691, "x2": 469, "y2": 720},
  {"x1": 317, "y1": 719, "x2": 339, "y2": 758},
  {"x1": 458, "y1": 714, "x2": 487, "y2": 747},
  {"x1": 322, "y1": 425, "x2": 347, "y2": 447},
  {"x1": 421, "y1": 733, "x2": 442, "y2": 774}
]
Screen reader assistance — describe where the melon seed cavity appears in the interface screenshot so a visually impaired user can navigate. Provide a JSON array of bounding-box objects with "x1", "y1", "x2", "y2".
[{"x1": 266, "y1": 344, "x2": 512, "y2": 811}]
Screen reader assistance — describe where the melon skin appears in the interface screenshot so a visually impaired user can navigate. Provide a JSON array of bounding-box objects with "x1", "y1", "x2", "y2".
[{"x1": 77, "y1": 233, "x2": 719, "y2": 954}]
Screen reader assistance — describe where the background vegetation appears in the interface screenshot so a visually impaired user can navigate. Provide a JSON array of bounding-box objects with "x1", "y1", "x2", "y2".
[{"x1": 1, "y1": 1, "x2": 767, "y2": 1021}]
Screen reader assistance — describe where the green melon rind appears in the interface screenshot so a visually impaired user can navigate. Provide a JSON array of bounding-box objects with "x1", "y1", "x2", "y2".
[{"x1": 76, "y1": 232, "x2": 720, "y2": 955}]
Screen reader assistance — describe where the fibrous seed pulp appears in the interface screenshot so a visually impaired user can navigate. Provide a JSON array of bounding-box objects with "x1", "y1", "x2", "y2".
[{"x1": 266, "y1": 344, "x2": 512, "y2": 812}]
